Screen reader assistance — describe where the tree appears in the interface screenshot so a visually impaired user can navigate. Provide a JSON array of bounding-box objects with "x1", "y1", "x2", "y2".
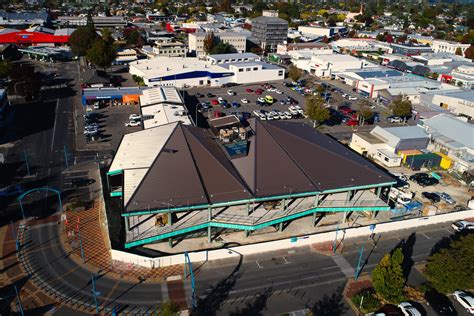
[
  {"x1": 160, "y1": 300, "x2": 180, "y2": 316},
  {"x1": 358, "y1": 99, "x2": 373, "y2": 126},
  {"x1": 287, "y1": 65, "x2": 302, "y2": 83},
  {"x1": 390, "y1": 95, "x2": 412, "y2": 120},
  {"x1": 0, "y1": 60, "x2": 12, "y2": 78},
  {"x1": 305, "y1": 95, "x2": 330, "y2": 127},
  {"x1": 455, "y1": 47, "x2": 463, "y2": 56},
  {"x1": 8, "y1": 63, "x2": 41, "y2": 100},
  {"x1": 124, "y1": 28, "x2": 144, "y2": 47},
  {"x1": 372, "y1": 248, "x2": 406, "y2": 304},
  {"x1": 68, "y1": 24, "x2": 98, "y2": 56},
  {"x1": 425, "y1": 234, "x2": 474, "y2": 294},
  {"x1": 86, "y1": 38, "x2": 117, "y2": 69},
  {"x1": 210, "y1": 42, "x2": 236, "y2": 54},
  {"x1": 464, "y1": 45, "x2": 474, "y2": 60},
  {"x1": 203, "y1": 33, "x2": 215, "y2": 54}
]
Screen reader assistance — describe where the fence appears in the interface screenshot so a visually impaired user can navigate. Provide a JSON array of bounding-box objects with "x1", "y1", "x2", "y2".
[{"x1": 111, "y1": 209, "x2": 474, "y2": 269}]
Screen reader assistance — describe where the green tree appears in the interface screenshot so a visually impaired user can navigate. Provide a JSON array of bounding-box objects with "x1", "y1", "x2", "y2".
[
  {"x1": 455, "y1": 47, "x2": 463, "y2": 56},
  {"x1": 425, "y1": 234, "x2": 474, "y2": 294},
  {"x1": 463, "y1": 45, "x2": 474, "y2": 61},
  {"x1": 160, "y1": 300, "x2": 180, "y2": 316},
  {"x1": 287, "y1": 65, "x2": 302, "y2": 83},
  {"x1": 203, "y1": 33, "x2": 215, "y2": 54},
  {"x1": 390, "y1": 95, "x2": 413, "y2": 120},
  {"x1": 210, "y1": 42, "x2": 236, "y2": 54},
  {"x1": 358, "y1": 99, "x2": 373, "y2": 126},
  {"x1": 68, "y1": 20, "x2": 98, "y2": 56},
  {"x1": 86, "y1": 38, "x2": 117, "y2": 69},
  {"x1": 124, "y1": 28, "x2": 144, "y2": 47},
  {"x1": 0, "y1": 59, "x2": 12, "y2": 78},
  {"x1": 372, "y1": 248, "x2": 406, "y2": 304},
  {"x1": 305, "y1": 95, "x2": 330, "y2": 127}
]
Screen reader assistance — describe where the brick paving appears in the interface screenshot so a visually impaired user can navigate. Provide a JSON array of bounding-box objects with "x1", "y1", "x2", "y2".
[{"x1": 63, "y1": 199, "x2": 183, "y2": 281}]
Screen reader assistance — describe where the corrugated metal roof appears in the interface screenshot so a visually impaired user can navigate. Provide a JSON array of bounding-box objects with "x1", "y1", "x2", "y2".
[
  {"x1": 117, "y1": 120, "x2": 393, "y2": 213},
  {"x1": 109, "y1": 122, "x2": 177, "y2": 172},
  {"x1": 423, "y1": 114, "x2": 474, "y2": 149}
]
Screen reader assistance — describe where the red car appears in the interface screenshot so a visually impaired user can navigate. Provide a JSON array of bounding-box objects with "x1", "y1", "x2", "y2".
[
  {"x1": 340, "y1": 108, "x2": 353, "y2": 116},
  {"x1": 255, "y1": 89, "x2": 263, "y2": 95},
  {"x1": 213, "y1": 110, "x2": 224, "y2": 118},
  {"x1": 346, "y1": 119, "x2": 358, "y2": 126},
  {"x1": 211, "y1": 99, "x2": 219, "y2": 105},
  {"x1": 246, "y1": 88, "x2": 253, "y2": 93}
]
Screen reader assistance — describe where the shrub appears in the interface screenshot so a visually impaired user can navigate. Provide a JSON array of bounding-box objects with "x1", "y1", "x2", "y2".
[{"x1": 351, "y1": 288, "x2": 381, "y2": 314}]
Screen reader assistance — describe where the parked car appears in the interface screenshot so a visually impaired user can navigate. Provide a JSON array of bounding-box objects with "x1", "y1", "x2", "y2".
[
  {"x1": 206, "y1": 93, "x2": 214, "y2": 97},
  {"x1": 452, "y1": 220, "x2": 474, "y2": 232},
  {"x1": 439, "y1": 192, "x2": 455, "y2": 205},
  {"x1": 227, "y1": 89, "x2": 235, "y2": 96},
  {"x1": 241, "y1": 98, "x2": 249, "y2": 104},
  {"x1": 375, "y1": 304, "x2": 404, "y2": 316},
  {"x1": 257, "y1": 97, "x2": 265, "y2": 104},
  {"x1": 288, "y1": 106, "x2": 299, "y2": 116},
  {"x1": 409, "y1": 173, "x2": 429, "y2": 182},
  {"x1": 425, "y1": 289, "x2": 456, "y2": 316},
  {"x1": 217, "y1": 97, "x2": 224, "y2": 103},
  {"x1": 348, "y1": 95, "x2": 357, "y2": 101},
  {"x1": 422, "y1": 192, "x2": 441, "y2": 203},
  {"x1": 196, "y1": 93, "x2": 204, "y2": 98},
  {"x1": 231, "y1": 102, "x2": 240, "y2": 108},
  {"x1": 284, "y1": 111, "x2": 292, "y2": 119},
  {"x1": 211, "y1": 99, "x2": 219, "y2": 105},
  {"x1": 245, "y1": 88, "x2": 253, "y2": 93},
  {"x1": 398, "y1": 302, "x2": 422, "y2": 316},
  {"x1": 129, "y1": 114, "x2": 141, "y2": 120},
  {"x1": 346, "y1": 119, "x2": 358, "y2": 126},
  {"x1": 453, "y1": 291, "x2": 474, "y2": 314},
  {"x1": 418, "y1": 177, "x2": 439, "y2": 187},
  {"x1": 275, "y1": 89, "x2": 283, "y2": 94},
  {"x1": 125, "y1": 120, "x2": 142, "y2": 127},
  {"x1": 387, "y1": 116, "x2": 403, "y2": 123},
  {"x1": 264, "y1": 95, "x2": 274, "y2": 104},
  {"x1": 293, "y1": 105, "x2": 304, "y2": 114}
]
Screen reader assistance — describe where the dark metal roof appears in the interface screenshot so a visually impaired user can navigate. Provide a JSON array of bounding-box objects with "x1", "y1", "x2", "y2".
[{"x1": 123, "y1": 119, "x2": 393, "y2": 213}]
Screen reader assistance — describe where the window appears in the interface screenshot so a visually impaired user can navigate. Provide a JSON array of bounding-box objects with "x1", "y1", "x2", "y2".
[
  {"x1": 278, "y1": 70, "x2": 283, "y2": 76},
  {"x1": 253, "y1": 67, "x2": 258, "y2": 71},
  {"x1": 239, "y1": 68, "x2": 243, "y2": 72},
  {"x1": 246, "y1": 68, "x2": 251, "y2": 71},
  {"x1": 384, "y1": 157, "x2": 390, "y2": 162}
]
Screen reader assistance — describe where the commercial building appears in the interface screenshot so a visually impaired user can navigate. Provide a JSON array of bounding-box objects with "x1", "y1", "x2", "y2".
[
  {"x1": 129, "y1": 53, "x2": 285, "y2": 88},
  {"x1": 449, "y1": 65, "x2": 474, "y2": 89},
  {"x1": 188, "y1": 32, "x2": 247, "y2": 57},
  {"x1": 432, "y1": 40, "x2": 470, "y2": 57},
  {"x1": 251, "y1": 15, "x2": 288, "y2": 52},
  {"x1": 304, "y1": 54, "x2": 376, "y2": 78},
  {"x1": 114, "y1": 49, "x2": 138, "y2": 64},
  {"x1": 350, "y1": 126, "x2": 429, "y2": 167},
  {"x1": 420, "y1": 90, "x2": 474, "y2": 119},
  {"x1": 18, "y1": 46, "x2": 73, "y2": 61},
  {"x1": 106, "y1": 119, "x2": 395, "y2": 249},
  {"x1": 297, "y1": 26, "x2": 347, "y2": 39},
  {"x1": 276, "y1": 42, "x2": 331, "y2": 55},
  {"x1": 0, "y1": 11, "x2": 50, "y2": 28},
  {"x1": 57, "y1": 16, "x2": 127, "y2": 28},
  {"x1": 390, "y1": 43, "x2": 433, "y2": 56},
  {"x1": 0, "y1": 27, "x2": 73, "y2": 46},
  {"x1": 139, "y1": 87, "x2": 190, "y2": 129},
  {"x1": 82, "y1": 87, "x2": 145, "y2": 107},
  {"x1": 152, "y1": 41, "x2": 187, "y2": 57},
  {"x1": 332, "y1": 38, "x2": 391, "y2": 54},
  {"x1": 145, "y1": 13, "x2": 174, "y2": 23},
  {"x1": 420, "y1": 114, "x2": 474, "y2": 172}
]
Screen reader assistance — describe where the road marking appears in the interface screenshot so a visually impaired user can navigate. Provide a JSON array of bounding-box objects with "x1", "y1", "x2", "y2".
[
  {"x1": 50, "y1": 98, "x2": 60, "y2": 152},
  {"x1": 322, "y1": 266, "x2": 339, "y2": 270},
  {"x1": 256, "y1": 261, "x2": 263, "y2": 269},
  {"x1": 282, "y1": 257, "x2": 290, "y2": 264},
  {"x1": 287, "y1": 250, "x2": 295, "y2": 254},
  {"x1": 421, "y1": 232, "x2": 431, "y2": 240}
]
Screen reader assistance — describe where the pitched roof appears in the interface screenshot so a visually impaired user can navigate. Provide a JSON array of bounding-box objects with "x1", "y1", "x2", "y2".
[{"x1": 116, "y1": 119, "x2": 394, "y2": 213}]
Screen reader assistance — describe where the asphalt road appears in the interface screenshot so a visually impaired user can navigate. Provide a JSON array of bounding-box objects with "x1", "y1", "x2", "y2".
[{"x1": 184, "y1": 222, "x2": 468, "y2": 315}]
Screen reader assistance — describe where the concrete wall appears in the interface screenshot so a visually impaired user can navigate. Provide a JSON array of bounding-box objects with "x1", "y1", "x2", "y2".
[{"x1": 111, "y1": 209, "x2": 474, "y2": 269}]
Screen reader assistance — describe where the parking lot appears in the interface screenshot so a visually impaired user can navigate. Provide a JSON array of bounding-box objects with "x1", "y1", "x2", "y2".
[{"x1": 76, "y1": 102, "x2": 141, "y2": 151}]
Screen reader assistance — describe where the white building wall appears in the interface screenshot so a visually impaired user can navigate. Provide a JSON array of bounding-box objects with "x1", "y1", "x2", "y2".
[
  {"x1": 432, "y1": 40, "x2": 470, "y2": 56},
  {"x1": 231, "y1": 66, "x2": 285, "y2": 84}
]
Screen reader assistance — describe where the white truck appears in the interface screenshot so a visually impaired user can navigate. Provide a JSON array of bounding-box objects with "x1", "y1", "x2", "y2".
[{"x1": 389, "y1": 187, "x2": 415, "y2": 205}]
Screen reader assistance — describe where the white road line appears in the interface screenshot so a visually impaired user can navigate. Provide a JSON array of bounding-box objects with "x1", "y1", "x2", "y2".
[
  {"x1": 282, "y1": 257, "x2": 290, "y2": 264},
  {"x1": 421, "y1": 232, "x2": 431, "y2": 240},
  {"x1": 50, "y1": 98, "x2": 60, "y2": 152},
  {"x1": 322, "y1": 266, "x2": 339, "y2": 270},
  {"x1": 256, "y1": 261, "x2": 263, "y2": 269}
]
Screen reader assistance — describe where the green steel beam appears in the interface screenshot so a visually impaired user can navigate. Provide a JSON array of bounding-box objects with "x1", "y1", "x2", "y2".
[
  {"x1": 321, "y1": 182, "x2": 397, "y2": 194},
  {"x1": 124, "y1": 205, "x2": 390, "y2": 248},
  {"x1": 121, "y1": 190, "x2": 321, "y2": 217},
  {"x1": 107, "y1": 169, "x2": 123, "y2": 176},
  {"x1": 110, "y1": 191, "x2": 123, "y2": 197}
]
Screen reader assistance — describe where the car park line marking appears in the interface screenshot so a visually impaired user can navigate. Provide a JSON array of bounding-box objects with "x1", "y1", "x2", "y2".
[
  {"x1": 256, "y1": 261, "x2": 263, "y2": 269},
  {"x1": 282, "y1": 257, "x2": 290, "y2": 264},
  {"x1": 421, "y1": 232, "x2": 431, "y2": 240},
  {"x1": 322, "y1": 266, "x2": 339, "y2": 270}
]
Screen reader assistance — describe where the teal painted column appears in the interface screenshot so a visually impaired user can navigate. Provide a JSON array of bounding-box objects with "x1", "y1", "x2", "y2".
[
  {"x1": 376, "y1": 186, "x2": 382, "y2": 197},
  {"x1": 207, "y1": 207, "x2": 212, "y2": 243},
  {"x1": 279, "y1": 222, "x2": 283, "y2": 232},
  {"x1": 168, "y1": 212, "x2": 173, "y2": 248},
  {"x1": 124, "y1": 216, "x2": 129, "y2": 232},
  {"x1": 313, "y1": 194, "x2": 320, "y2": 226}
]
